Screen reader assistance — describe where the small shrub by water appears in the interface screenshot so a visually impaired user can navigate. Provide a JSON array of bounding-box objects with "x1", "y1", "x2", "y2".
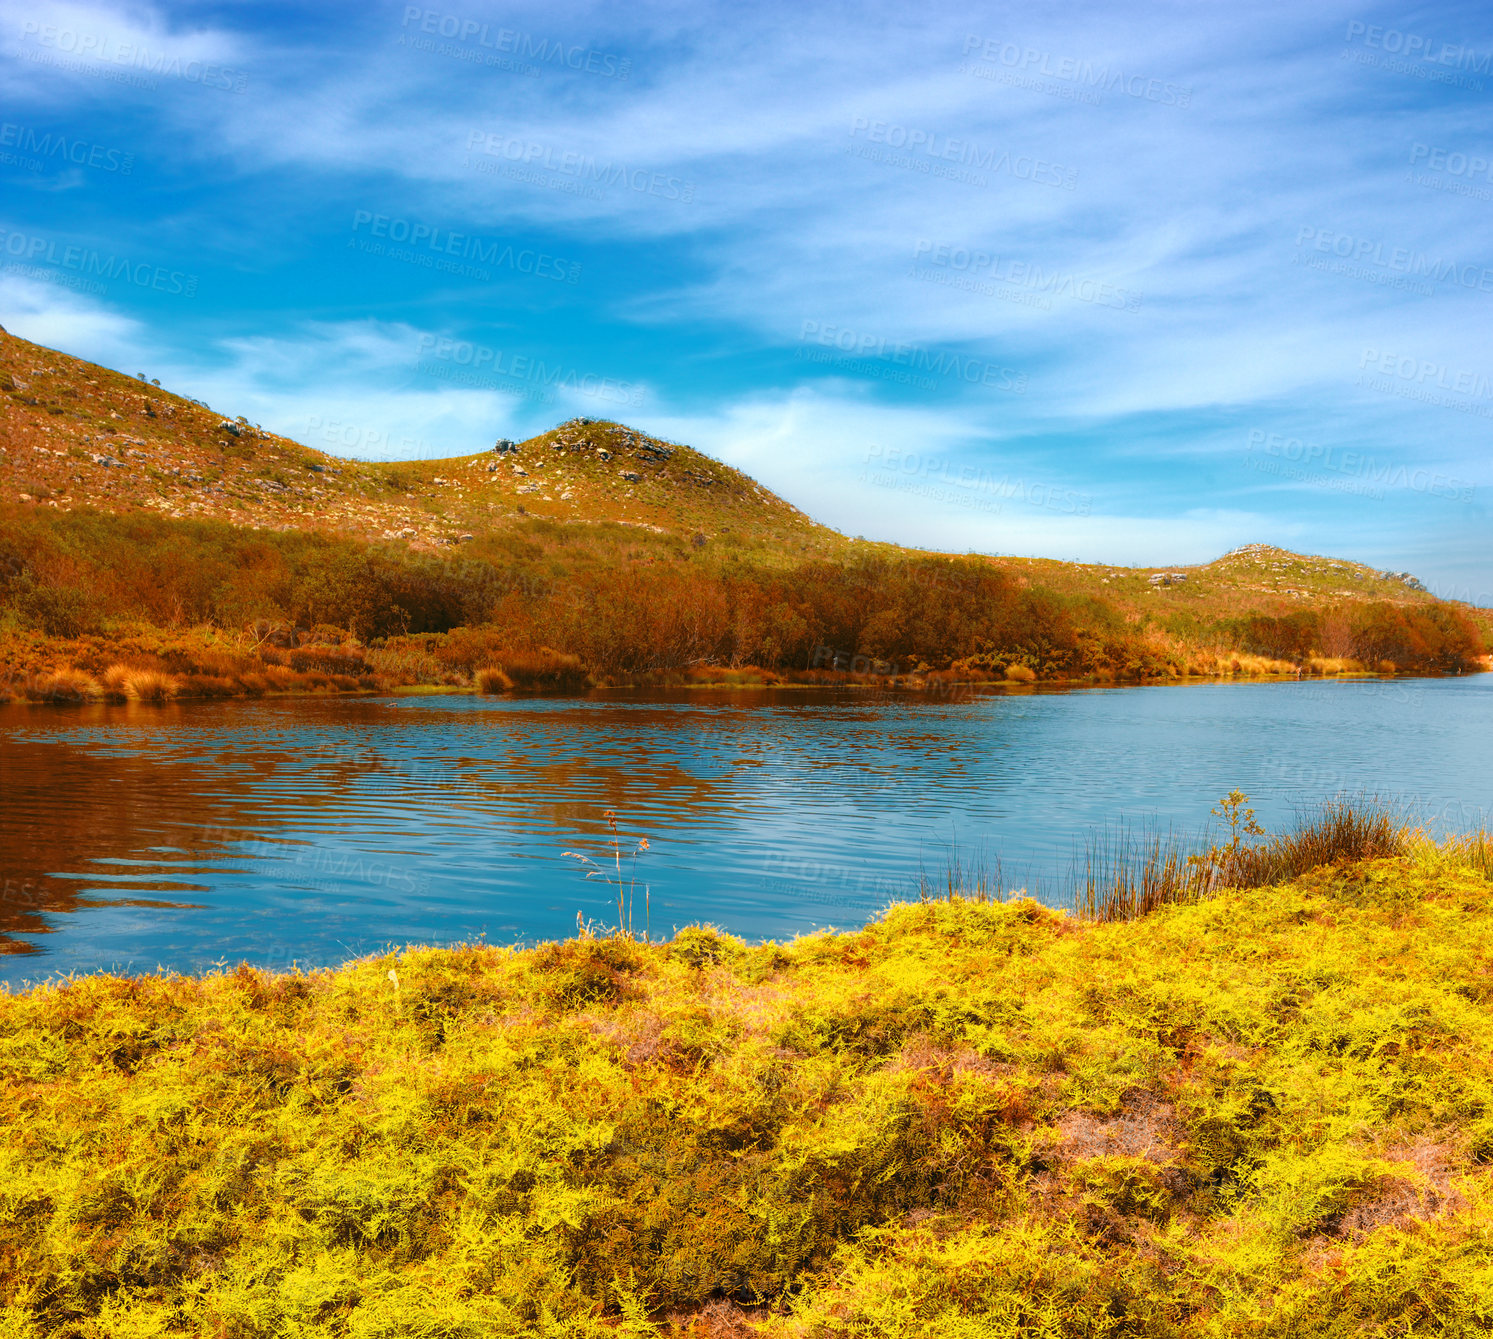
[
  {"x1": 474, "y1": 664, "x2": 514, "y2": 693},
  {"x1": 1220, "y1": 797, "x2": 1405, "y2": 890},
  {"x1": 476, "y1": 648, "x2": 591, "y2": 693},
  {"x1": 932, "y1": 795, "x2": 1416, "y2": 924}
]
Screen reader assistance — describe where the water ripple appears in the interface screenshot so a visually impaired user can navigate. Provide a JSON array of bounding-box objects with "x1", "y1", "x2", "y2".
[{"x1": 1, "y1": 677, "x2": 1489, "y2": 984}]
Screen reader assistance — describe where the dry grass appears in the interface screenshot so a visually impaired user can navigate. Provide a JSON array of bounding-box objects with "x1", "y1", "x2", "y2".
[
  {"x1": 28, "y1": 669, "x2": 100, "y2": 702},
  {"x1": 491, "y1": 647, "x2": 591, "y2": 692},
  {"x1": 99, "y1": 665, "x2": 178, "y2": 702},
  {"x1": 1218, "y1": 800, "x2": 1406, "y2": 891},
  {"x1": 0, "y1": 626, "x2": 381, "y2": 704},
  {"x1": 664, "y1": 1299, "x2": 764, "y2": 1337},
  {"x1": 1053, "y1": 1094, "x2": 1181, "y2": 1165},
  {"x1": 1335, "y1": 1138, "x2": 1465, "y2": 1238},
  {"x1": 1444, "y1": 830, "x2": 1493, "y2": 880},
  {"x1": 474, "y1": 664, "x2": 515, "y2": 693},
  {"x1": 1072, "y1": 824, "x2": 1205, "y2": 922},
  {"x1": 1307, "y1": 656, "x2": 1361, "y2": 675},
  {"x1": 929, "y1": 797, "x2": 1417, "y2": 924}
]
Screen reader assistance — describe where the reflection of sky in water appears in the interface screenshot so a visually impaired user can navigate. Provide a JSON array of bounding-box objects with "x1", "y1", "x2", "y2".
[{"x1": 2, "y1": 675, "x2": 1490, "y2": 986}]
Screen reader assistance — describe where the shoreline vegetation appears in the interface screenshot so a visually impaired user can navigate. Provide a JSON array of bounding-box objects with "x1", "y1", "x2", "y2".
[
  {"x1": 1, "y1": 329, "x2": 1489, "y2": 705},
  {"x1": 0, "y1": 610, "x2": 1488, "y2": 707},
  {"x1": 5, "y1": 650, "x2": 1484, "y2": 708},
  {"x1": 4, "y1": 802, "x2": 1493, "y2": 1334},
  {"x1": 0, "y1": 525, "x2": 1485, "y2": 705}
]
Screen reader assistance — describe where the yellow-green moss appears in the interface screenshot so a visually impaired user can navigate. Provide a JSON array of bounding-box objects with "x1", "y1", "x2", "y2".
[{"x1": 3, "y1": 847, "x2": 1493, "y2": 1335}]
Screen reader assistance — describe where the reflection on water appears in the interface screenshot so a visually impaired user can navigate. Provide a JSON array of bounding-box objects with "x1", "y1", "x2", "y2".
[{"x1": 2, "y1": 676, "x2": 1490, "y2": 985}]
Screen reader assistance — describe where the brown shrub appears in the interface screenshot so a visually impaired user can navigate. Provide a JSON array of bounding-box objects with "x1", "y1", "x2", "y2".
[
  {"x1": 497, "y1": 647, "x2": 590, "y2": 692},
  {"x1": 175, "y1": 674, "x2": 237, "y2": 697},
  {"x1": 665, "y1": 1299, "x2": 762, "y2": 1337},
  {"x1": 99, "y1": 665, "x2": 177, "y2": 702},
  {"x1": 99, "y1": 664, "x2": 131, "y2": 701},
  {"x1": 1336, "y1": 1141, "x2": 1464, "y2": 1236},
  {"x1": 31, "y1": 670, "x2": 99, "y2": 702},
  {"x1": 475, "y1": 665, "x2": 514, "y2": 693},
  {"x1": 288, "y1": 646, "x2": 369, "y2": 676}
]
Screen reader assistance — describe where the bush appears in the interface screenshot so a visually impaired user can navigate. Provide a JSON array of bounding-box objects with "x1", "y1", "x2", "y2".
[
  {"x1": 0, "y1": 506, "x2": 1481, "y2": 686},
  {"x1": 99, "y1": 666, "x2": 178, "y2": 702},
  {"x1": 1351, "y1": 602, "x2": 1482, "y2": 673},
  {"x1": 499, "y1": 647, "x2": 590, "y2": 692},
  {"x1": 474, "y1": 665, "x2": 513, "y2": 693},
  {"x1": 12, "y1": 576, "x2": 103, "y2": 637},
  {"x1": 1231, "y1": 611, "x2": 1320, "y2": 662}
]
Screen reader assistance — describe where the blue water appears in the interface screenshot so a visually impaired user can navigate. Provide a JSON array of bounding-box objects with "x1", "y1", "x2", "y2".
[{"x1": 1, "y1": 675, "x2": 1489, "y2": 986}]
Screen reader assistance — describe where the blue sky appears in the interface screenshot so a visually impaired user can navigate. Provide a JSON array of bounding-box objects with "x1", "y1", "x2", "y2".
[{"x1": 1, "y1": 0, "x2": 1490, "y2": 601}]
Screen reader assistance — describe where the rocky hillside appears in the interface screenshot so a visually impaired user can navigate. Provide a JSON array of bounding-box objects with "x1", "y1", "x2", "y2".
[{"x1": 0, "y1": 327, "x2": 825, "y2": 554}]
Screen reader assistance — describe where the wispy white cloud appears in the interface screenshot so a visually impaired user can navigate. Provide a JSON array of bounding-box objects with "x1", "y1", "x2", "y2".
[{"x1": 0, "y1": 271, "x2": 143, "y2": 362}]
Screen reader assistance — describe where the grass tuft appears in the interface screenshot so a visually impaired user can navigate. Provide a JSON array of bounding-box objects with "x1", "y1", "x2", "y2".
[
  {"x1": 29, "y1": 669, "x2": 100, "y2": 702},
  {"x1": 474, "y1": 664, "x2": 514, "y2": 693},
  {"x1": 100, "y1": 665, "x2": 178, "y2": 702}
]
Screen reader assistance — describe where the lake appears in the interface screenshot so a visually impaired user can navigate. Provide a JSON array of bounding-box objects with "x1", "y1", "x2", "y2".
[{"x1": 2, "y1": 675, "x2": 1489, "y2": 986}]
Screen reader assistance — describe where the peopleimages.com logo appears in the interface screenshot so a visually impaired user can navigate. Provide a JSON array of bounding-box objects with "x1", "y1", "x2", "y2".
[
  {"x1": 0, "y1": 123, "x2": 134, "y2": 174},
  {"x1": 959, "y1": 34, "x2": 1192, "y2": 107},
  {"x1": 18, "y1": 20, "x2": 248, "y2": 92},
  {"x1": 797, "y1": 319, "x2": 1027, "y2": 393},
  {"x1": 1403, "y1": 142, "x2": 1493, "y2": 202},
  {"x1": 1360, "y1": 348, "x2": 1493, "y2": 400},
  {"x1": 0, "y1": 227, "x2": 197, "y2": 296},
  {"x1": 1409, "y1": 144, "x2": 1493, "y2": 183},
  {"x1": 1294, "y1": 227, "x2": 1493, "y2": 294},
  {"x1": 846, "y1": 118, "x2": 1077, "y2": 190},
  {"x1": 304, "y1": 416, "x2": 436, "y2": 458},
  {"x1": 863, "y1": 444, "x2": 1091, "y2": 516},
  {"x1": 399, "y1": 8, "x2": 630, "y2": 78},
  {"x1": 463, "y1": 132, "x2": 695, "y2": 203},
  {"x1": 911, "y1": 239, "x2": 1141, "y2": 312},
  {"x1": 1343, "y1": 21, "x2": 1491, "y2": 74},
  {"x1": 1356, "y1": 348, "x2": 1493, "y2": 421},
  {"x1": 1245, "y1": 428, "x2": 1474, "y2": 503},
  {"x1": 349, "y1": 212, "x2": 581, "y2": 283},
  {"x1": 415, "y1": 334, "x2": 644, "y2": 406}
]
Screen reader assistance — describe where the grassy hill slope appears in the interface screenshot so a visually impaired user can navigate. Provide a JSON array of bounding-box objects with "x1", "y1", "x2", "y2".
[{"x1": 0, "y1": 326, "x2": 828, "y2": 555}]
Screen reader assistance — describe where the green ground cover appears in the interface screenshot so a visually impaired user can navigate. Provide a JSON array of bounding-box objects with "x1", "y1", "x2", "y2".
[{"x1": 3, "y1": 826, "x2": 1493, "y2": 1335}]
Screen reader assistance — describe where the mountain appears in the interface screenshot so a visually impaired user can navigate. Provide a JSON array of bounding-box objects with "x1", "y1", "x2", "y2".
[{"x1": 0, "y1": 326, "x2": 1487, "y2": 697}]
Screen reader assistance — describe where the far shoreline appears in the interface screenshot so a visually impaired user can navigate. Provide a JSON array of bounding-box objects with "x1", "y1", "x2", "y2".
[{"x1": 2, "y1": 656, "x2": 1487, "y2": 710}]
